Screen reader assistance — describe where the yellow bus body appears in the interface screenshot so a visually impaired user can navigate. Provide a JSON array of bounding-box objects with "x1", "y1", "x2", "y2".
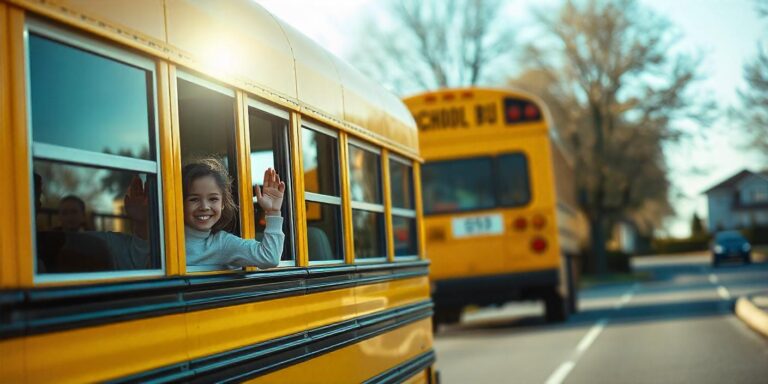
[
  {"x1": 404, "y1": 87, "x2": 585, "y2": 324},
  {"x1": 0, "y1": 1, "x2": 435, "y2": 382}
]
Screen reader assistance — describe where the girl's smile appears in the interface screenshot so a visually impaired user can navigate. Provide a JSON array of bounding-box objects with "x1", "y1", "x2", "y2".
[{"x1": 184, "y1": 175, "x2": 223, "y2": 231}]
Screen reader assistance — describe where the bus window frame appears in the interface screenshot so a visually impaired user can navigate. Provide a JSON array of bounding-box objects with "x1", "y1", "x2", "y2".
[
  {"x1": 246, "y1": 98, "x2": 297, "y2": 267},
  {"x1": 302, "y1": 121, "x2": 345, "y2": 266},
  {"x1": 388, "y1": 153, "x2": 419, "y2": 260},
  {"x1": 347, "y1": 138, "x2": 387, "y2": 263},
  {"x1": 25, "y1": 18, "x2": 166, "y2": 283}
]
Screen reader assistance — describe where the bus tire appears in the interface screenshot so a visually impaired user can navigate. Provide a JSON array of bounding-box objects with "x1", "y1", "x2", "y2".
[{"x1": 544, "y1": 289, "x2": 568, "y2": 323}]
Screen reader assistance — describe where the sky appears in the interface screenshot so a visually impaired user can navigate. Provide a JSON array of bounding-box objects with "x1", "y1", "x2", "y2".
[{"x1": 255, "y1": 0, "x2": 766, "y2": 238}]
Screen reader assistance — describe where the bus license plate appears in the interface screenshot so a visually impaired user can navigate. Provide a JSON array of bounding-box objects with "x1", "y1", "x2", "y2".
[{"x1": 452, "y1": 214, "x2": 504, "y2": 238}]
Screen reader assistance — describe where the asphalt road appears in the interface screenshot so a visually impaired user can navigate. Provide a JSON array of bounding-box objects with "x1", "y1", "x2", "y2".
[{"x1": 433, "y1": 253, "x2": 768, "y2": 384}]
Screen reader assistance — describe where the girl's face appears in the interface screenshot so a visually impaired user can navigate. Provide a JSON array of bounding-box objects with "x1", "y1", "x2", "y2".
[{"x1": 184, "y1": 175, "x2": 223, "y2": 232}]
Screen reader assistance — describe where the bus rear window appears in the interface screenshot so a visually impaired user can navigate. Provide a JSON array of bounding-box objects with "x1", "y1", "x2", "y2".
[
  {"x1": 422, "y1": 158, "x2": 495, "y2": 214},
  {"x1": 421, "y1": 153, "x2": 531, "y2": 215},
  {"x1": 497, "y1": 153, "x2": 531, "y2": 207}
]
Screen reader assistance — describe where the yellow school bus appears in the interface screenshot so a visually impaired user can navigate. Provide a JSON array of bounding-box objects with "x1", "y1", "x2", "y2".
[
  {"x1": 404, "y1": 87, "x2": 586, "y2": 325},
  {"x1": 0, "y1": 1, "x2": 435, "y2": 382}
]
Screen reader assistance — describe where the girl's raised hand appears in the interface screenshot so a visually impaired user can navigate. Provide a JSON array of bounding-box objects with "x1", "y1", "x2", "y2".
[{"x1": 255, "y1": 168, "x2": 285, "y2": 215}]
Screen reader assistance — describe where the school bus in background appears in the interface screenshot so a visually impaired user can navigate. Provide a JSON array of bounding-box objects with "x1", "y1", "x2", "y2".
[
  {"x1": 403, "y1": 87, "x2": 588, "y2": 325},
  {"x1": 0, "y1": 1, "x2": 436, "y2": 382}
]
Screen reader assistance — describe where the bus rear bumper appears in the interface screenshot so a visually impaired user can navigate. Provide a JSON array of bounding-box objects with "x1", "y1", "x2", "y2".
[{"x1": 432, "y1": 269, "x2": 559, "y2": 308}]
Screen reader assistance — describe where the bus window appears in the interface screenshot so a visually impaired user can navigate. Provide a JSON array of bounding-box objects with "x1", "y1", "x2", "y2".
[
  {"x1": 177, "y1": 76, "x2": 240, "y2": 239},
  {"x1": 28, "y1": 30, "x2": 162, "y2": 277},
  {"x1": 389, "y1": 157, "x2": 418, "y2": 258},
  {"x1": 302, "y1": 126, "x2": 343, "y2": 262},
  {"x1": 348, "y1": 142, "x2": 386, "y2": 260},
  {"x1": 421, "y1": 158, "x2": 495, "y2": 214},
  {"x1": 497, "y1": 153, "x2": 531, "y2": 207},
  {"x1": 248, "y1": 104, "x2": 295, "y2": 264}
]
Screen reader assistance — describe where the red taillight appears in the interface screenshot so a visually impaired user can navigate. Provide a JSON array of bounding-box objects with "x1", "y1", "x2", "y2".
[
  {"x1": 507, "y1": 105, "x2": 521, "y2": 120},
  {"x1": 531, "y1": 237, "x2": 547, "y2": 253},
  {"x1": 513, "y1": 217, "x2": 527, "y2": 231},
  {"x1": 442, "y1": 93, "x2": 456, "y2": 101},
  {"x1": 461, "y1": 91, "x2": 474, "y2": 99},
  {"x1": 524, "y1": 104, "x2": 540, "y2": 119},
  {"x1": 425, "y1": 95, "x2": 437, "y2": 103},
  {"x1": 532, "y1": 214, "x2": 546, "y2": 230}
]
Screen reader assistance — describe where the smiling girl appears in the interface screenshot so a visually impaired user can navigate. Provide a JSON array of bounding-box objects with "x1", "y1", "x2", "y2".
[{"x1": 182, "y1": 158, "x2": 285, "y2": 269}]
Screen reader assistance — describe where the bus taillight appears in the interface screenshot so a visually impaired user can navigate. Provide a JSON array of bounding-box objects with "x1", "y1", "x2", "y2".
[
  {"x1": 532, "y1": 214, "x2": 546, "y2": 230},
  {"x1": 513, "y1": 217, "x2": 527, "y2": 231},
  {"x1": 531, "y1": 237, "x2": 547, "y2": 253},
  {"x1": 425, "y1": 95, "x2": 437, "y2": 103},
  {"x1": 442, "y1": 93, "x2": 456, "y2": 101}
]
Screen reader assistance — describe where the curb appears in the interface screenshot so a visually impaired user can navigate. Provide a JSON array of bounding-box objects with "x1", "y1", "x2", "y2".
[{"x1": 735, "y1": 296, "x2": 768, "y2": 338}]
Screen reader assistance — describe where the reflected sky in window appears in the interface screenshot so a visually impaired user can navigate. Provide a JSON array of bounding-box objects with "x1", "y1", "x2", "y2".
[{"x1": 29, "y1": 34, "x2": 152, "y2": 159}]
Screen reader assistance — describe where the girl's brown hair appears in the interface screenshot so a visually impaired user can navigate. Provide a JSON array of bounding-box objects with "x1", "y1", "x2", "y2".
[{"x1": 182, "y1": 158, "x2": 237, "y2": 234}]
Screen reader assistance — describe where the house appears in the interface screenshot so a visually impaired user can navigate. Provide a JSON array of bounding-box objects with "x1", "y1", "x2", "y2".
[{"x1": 704, "y1": 169, "x2": 768, "y2": 232}]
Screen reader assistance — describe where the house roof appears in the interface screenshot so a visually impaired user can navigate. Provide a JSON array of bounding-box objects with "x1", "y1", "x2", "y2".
[{"x1": 703, "y1": 169, "x2": 768, "y2": 194}]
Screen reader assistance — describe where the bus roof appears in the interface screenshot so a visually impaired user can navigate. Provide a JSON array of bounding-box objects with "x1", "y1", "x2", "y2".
[
  {"x1": 16, "y1": 0, "x2": 419, "y2": 156},
  {"x1": 403, "y1": 86, "x2": 574, "y2": 164}
]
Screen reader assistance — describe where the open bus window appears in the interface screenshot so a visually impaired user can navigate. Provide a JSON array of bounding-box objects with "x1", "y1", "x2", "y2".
[
  {"x1": 177, "y1": 76, "x2": 241, "y2": 271},
  {"x1": 389, "y1": 157, "x2": 418, "y2": 257},
  {"x1": 349, "y1": 143, "x2": 386, "y2": 260},
  {"x1": 248, "y1": 105, "x2": 295, "y2": 264},
  {"x1": 28, "y1": 30, "x2": 162, "y2": 277},
  {"x1": 302, "y1": 126, "x2": 344, "y2": 263}
]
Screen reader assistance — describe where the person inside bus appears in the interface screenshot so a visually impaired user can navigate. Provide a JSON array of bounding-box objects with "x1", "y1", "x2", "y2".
[
  {"x1": 55, "y1": 195, "x2": 88, "y2": 232},
  {"x1": 181, "y1": 158, "x2": 285, "y2": 269}
]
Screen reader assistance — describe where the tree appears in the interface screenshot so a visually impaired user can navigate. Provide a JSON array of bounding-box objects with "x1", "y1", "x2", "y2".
[
  {"x1": 690, "y1": 212, "x2": 705, "y2": 237},
  {"x1": 736, "y1": 47, "x2": 768, "y2": 159},
  {"x1": 514, "y1": 0, "x2": 711, "y2": 274},
  {"x1": 349, "y1": 0, "x2": 516, "y2": 95}
]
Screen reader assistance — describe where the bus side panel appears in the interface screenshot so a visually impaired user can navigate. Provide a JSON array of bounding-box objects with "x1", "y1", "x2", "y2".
[
  {"x1": 0, "y1": 338, "x2": 25, "y2": 383},
  {"x1": 22, "y1": 313, "x2": 189, "y2": 383},
  {"x1": 354, "y1": 276, "x2": 431, "y2": 317},
  {"x1": 251, "y1": 318, "x2": 433, "y2": 384}
]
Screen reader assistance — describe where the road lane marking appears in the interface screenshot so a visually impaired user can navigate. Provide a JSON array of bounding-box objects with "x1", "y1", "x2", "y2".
[
  {"x1": 576, "y1": 319, "x2": 608, "y2": 353},
  {"x1": 613, "y1": 287, "x2": 636, "y2": 309},
  {"x1": 545, "y1": 285, "x2": 635, "y2": 384},
  {"x1": 717, "y1": 285, "x2": 731, "y2": 300},
  {"x1": 709, "y1": 274, "x2": 718, "y2": 284},
  {"x1": 545, "y1": 361, "x2": 576, "y2": 384}
]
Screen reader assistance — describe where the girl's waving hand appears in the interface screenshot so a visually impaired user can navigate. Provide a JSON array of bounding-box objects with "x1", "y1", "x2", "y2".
[{"x1": 255, "y1": 168, "x2": 285, "y2": 216}]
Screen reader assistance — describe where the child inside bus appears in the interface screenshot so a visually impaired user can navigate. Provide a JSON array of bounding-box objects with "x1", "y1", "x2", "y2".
[{"x1": 181, "y1": 158, "x2": 285, "y2": 269}]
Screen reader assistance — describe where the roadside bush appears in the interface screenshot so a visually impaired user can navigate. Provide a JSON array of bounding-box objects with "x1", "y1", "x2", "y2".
[{"x1": 652, "y1": 235, "x2": 711, "y2": 254}]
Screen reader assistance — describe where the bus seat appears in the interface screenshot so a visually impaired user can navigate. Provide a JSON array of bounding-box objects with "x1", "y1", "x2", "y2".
[{"x1": 307, "y1": 226, "x2": 333, "y2": 261}]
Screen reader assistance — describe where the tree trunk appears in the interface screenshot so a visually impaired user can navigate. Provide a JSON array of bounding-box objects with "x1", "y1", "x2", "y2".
[{"x1": 589, "y1": 215, "x2": 608, "y2": 276}]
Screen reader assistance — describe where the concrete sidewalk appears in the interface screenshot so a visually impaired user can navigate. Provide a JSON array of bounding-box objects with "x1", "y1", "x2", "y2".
[{"x1": 735, "y1": 292, "x2": 768, "y2": 338}]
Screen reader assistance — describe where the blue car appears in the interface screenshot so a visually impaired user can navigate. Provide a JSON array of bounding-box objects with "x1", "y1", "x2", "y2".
[{"x1": 712, "y1": 230, "x2": 751, "y2": 267}]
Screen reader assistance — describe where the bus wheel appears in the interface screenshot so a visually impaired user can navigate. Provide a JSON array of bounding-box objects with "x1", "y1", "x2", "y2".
[{"x1": 544, "y1": 290, "x2": 568, "y2": 323}]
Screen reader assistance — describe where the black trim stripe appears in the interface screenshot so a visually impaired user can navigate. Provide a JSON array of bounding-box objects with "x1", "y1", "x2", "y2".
[
  {"x1": 110, "y1": 301, "x2": 434, "y2": 383},
  {"x1": 364, "y1": 350, "x2": 436, "y2": 384},
  {"x1": 0, "y1": 261, "x2": 429, "y2": 340}
]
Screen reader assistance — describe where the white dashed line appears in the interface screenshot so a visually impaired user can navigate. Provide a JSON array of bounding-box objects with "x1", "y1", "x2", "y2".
[
  {"x1": 545, "y1": 284, "x2": 638, "y2": 384},
  {"x1": 717, "y1": 286, "x2": 731, "y2": 300},
  {"x1": 545, "y1": 361, "x2": 576, "y2": 384},
  {"x1": 576, "y1": 319, "x2": 608, "y2": 353}
]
